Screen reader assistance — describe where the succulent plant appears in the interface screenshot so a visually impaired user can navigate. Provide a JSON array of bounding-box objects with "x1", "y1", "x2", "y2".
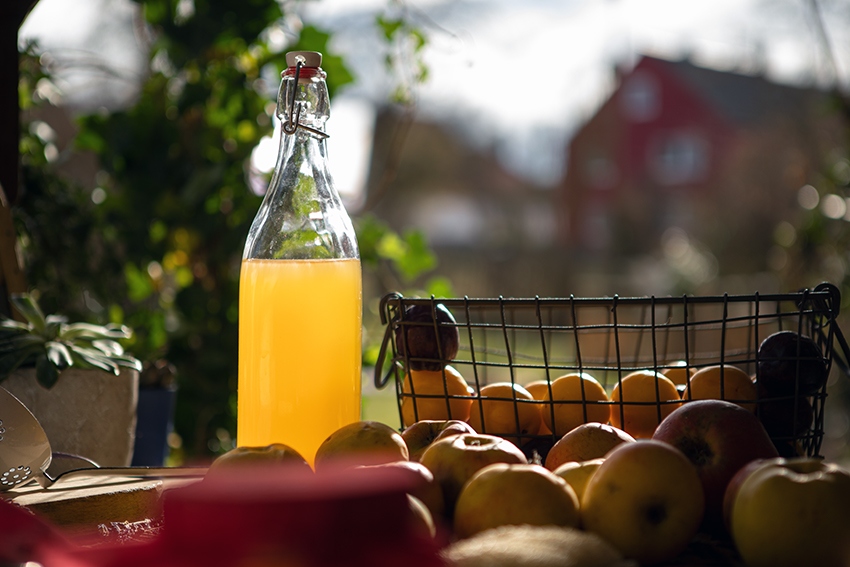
[{"x1": 0, "y1": 293, "x2": 142, "y2": 389}]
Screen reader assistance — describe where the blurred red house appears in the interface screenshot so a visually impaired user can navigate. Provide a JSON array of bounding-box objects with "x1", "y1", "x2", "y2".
[{"x1": 560, "y1": 55, "x2": 839, "y2": 272}]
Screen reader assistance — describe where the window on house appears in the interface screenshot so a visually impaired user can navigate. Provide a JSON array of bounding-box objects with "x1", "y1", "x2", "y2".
[
  {"x1": 649, "y1": 132, "x2": 709, "y2": 186},
  {"x1": 620, "y1": 70, "x2": 661, "y2": 123}
]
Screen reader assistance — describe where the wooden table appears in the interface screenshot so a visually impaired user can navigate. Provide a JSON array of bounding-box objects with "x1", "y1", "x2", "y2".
[{"x1": 2, "y1": 473, "x2": 199, "y2": 541}]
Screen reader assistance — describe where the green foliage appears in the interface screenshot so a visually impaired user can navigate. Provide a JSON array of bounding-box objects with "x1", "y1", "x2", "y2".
[
  {"x1": 0, "y1": 293, "x2": 141, "y2": 389},
  {"x1": 15, "y1": 0, "x2": 440, "y2": 457}
]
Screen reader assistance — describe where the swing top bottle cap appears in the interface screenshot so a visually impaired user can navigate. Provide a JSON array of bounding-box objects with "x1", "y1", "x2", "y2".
[{"x1": 286, "y1": 51, "x2": 322, "y2": 68}]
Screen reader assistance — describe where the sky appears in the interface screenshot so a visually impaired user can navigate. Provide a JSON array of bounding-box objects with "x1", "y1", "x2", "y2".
[{"x1": 19, "y1": 0, "x2": 850, "y2": 196}]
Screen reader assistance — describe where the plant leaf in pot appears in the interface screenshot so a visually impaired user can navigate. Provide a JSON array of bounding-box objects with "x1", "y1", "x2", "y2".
[{"x1": 0, "y1": 293, "x2": 142, "y2": 388}]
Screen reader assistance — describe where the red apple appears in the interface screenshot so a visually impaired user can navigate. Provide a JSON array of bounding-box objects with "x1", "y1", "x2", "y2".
[
  {"x1": 419, "y1": 433, "x2": 528, "y2": 517},
  {"x1": 729, "y1": 457, "x2": 850, "y2": 567},
  {"x1": 722, "y1": 458, "x2": 773, "y2": 532},
  {"x1": 652, "y1": 399, "x2": 779, "y2": 530},
  {"x1": 401, "y1": 419, "x2": 476, "y2": 462}
]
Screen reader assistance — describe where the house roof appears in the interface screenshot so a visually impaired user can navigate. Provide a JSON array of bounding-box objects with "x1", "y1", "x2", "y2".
[{"x1": 642, "y1": 56, "x2": 822, "y2": 126}]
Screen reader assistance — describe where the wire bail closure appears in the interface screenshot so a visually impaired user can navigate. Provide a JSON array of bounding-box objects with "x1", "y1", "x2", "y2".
[{"x1": 282, "y1": 59, "x2": 330, "y2": 140}]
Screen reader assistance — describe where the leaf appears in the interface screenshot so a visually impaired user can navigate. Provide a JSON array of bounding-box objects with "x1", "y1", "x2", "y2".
[
  {"x1": 0, "y1": 320, "x2": 31, "y2": 332},
  {"x1": 377, "y1": 16, "x2": 403, "y2": 41},
  {"x1": 68, "y1": 344, "x2": 121, "y2": 375},
  {"x1": 46, "y1": 341, "x2": 73, "y2": 370},
  {"x1": 91, "y1": 339, "x2": 125, "y2": 357},
  {"x1": 396, "y1": 230, "x2": 437, "y2": 281},
  {"x1": 35, "y1": 353, "x2": 60, "y2": 389},
  {"x1": 43, "y1": 317, "x2": 64, "y2": 340},
  {"x1": 0, "y1": 346, "x2": 42, "y2": 382},
  {"x1": 10, "y1": 294, "x2": 46, "y2": 332},
  {"x1": 62, "y1": 322, "x2": 132, "y2": 340}
]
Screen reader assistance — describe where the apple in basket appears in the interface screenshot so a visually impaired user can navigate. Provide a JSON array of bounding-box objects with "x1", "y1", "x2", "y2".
[
  {"x1": 394, "y1": 303, "x2": 460, "y2": 371},
  {"x1": 757, "y1": 331, "x2": 828, "y2": 396},
  {"x1": 727, "y1": 457, "x2": 850, "y2": 567}
]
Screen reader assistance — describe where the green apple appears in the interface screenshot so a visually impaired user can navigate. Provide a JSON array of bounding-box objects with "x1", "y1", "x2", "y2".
[{"x1": 729, "y1": 457, "x2": 850, "y2": 567}]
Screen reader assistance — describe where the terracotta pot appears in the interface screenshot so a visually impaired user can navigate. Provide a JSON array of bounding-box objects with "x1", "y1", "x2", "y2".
[{"x1": 1, "y1": 367, "x2": 139, "y2": 467}]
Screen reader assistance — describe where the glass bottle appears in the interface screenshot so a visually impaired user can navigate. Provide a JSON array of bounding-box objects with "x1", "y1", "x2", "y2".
[{"x1": 237, "y1": 51, "x2": 362, "y2": 465}]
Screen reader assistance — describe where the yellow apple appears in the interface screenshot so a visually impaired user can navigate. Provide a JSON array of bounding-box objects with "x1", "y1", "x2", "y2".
[
  {"x1": 552, "y1": 458, "x2": 605, "y2": 504},
  {"x1": 419, "y1": 433, "x2": 527, "y2": 517},
  {"x1": 207, "y1": 443, "x2": 312, "y2": 475},
  {"x1": 581, "y1": 440, "x2": 704, "y2": 564},
  {"x1": 313, "y1": 420, "x2": 408, "y2": 471},
  {"x1": 400, "y1": 419, "x2": 476, "y2": 462},
  {"x1": 544, "y1": 422, "x2": 634, "y2": 470},
  {"x1": 729, "y1": 457, "x2": 850, "y2": 567},
  {"x1": 453, "y1": 463, "x2": 580, "y2": 539}
]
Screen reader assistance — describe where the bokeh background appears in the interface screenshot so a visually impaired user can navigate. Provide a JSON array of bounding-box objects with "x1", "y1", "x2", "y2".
[{"x1": 6, "y1": 0, "x2": 850, "y2": 465}]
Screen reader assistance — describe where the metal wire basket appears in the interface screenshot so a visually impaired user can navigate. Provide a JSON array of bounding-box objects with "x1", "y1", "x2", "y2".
[{"x1": 375, "y1": 282, "x2": 849, "y2": 459}]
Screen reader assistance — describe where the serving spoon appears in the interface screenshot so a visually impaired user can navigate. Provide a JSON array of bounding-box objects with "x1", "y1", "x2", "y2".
[{"x1": 0, "y1": 387, "x2": 206, "y2": 491}]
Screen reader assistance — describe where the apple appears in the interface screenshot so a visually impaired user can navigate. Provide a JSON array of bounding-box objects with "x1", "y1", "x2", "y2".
[
  {"x1": 581, "y1": 440, "x2": 704, "y2": 564},
  {"x1": 395, "y1": 303, "x2": 460, "y2": 371},
  {"x1": 453, "y1": 463, "x2": 580, "y2": 539},
  {"x1": 729, "y1": 457, "x2": 850, "y2": 567},
  {"x1": 419, "y1": 433, "x2": 528, "y2": 517},
  {"x1": 651, "y1": 399, "x2": 779, "y2": 531},
  {"x1": 407, "y1": 495, "x2": 437, "y2": 539},
  {"x1": 552, "y1": 458, "x2": 605, "y2": 504},
  {"x1": 207, "y1": 443, "x2": 312, "y2": 476},
  {"x1": 755, "y1": 382, "x2": 814, "y2": 440},
  {"x1": 722, "y1": 458, "x2": 772, "y2": 532},
  {"x1": 401, "y1": 419, "x2": 476, "y2": 462},
  {"x1": 358, "y1": 460, "x2": 447, "y2": 522},
  {"x1": 313, "y1": 420, "x2": 409, "y2": 471},
  {"x1": 757, "y1": 331, "x2": 828, "y2": 397},
  {"x1": 544, "y1": 422, "x2": 635, "y2": 471}
]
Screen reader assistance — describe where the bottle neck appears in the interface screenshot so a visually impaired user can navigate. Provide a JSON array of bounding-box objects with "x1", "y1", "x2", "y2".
[{"x1": 278, "y1": 67, "x2": 330, "y2": 138}]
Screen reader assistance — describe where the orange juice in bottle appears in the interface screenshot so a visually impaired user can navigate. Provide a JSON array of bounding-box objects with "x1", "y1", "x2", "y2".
[{"x1": 238, "y1": 52, "x2": 361, "y2": 465}]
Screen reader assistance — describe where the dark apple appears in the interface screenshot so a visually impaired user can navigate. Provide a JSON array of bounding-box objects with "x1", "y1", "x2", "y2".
[
  {"x1": 394, "y1": 303, "x2": 460, "y2": 371},
  {"x1": 757, "y1": 331, "x2": 828, "y2": 396},
  {"x1": 652, "y1": 399, "x2": 779, "y2": 531},
  {"x1": 755, "y1": 381, "x2": 814, "y2": 439},
  {"x1": 400, "y1": 419, "x2": 476, "y2": 462}
]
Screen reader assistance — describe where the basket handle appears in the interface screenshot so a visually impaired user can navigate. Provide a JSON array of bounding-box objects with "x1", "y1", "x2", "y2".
[
  {"x1": 374, "y1": 293, "x2": 403, "y2": 389},
  {"x1": 811, "y1": 282, "x2": 850, "y2": 378}
]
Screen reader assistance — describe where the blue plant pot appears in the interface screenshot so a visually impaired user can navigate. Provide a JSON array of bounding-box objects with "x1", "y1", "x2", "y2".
[{"x1": 132, "y1": 385, "x2": 177, "y2": 466}]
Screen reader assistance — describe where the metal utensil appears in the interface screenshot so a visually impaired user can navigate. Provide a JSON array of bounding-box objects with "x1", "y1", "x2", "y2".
[{"x1": 0, "y1": 387, "x2": 206, "y2": 491}]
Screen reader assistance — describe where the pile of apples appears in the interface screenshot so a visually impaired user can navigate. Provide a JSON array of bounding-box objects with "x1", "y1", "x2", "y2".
[
  {"x1": 369, "y1": 302, "x2": 850, "y2": 566},
  {"x1": 271, "y1": 405, "x2": 846, "y2": 567}
]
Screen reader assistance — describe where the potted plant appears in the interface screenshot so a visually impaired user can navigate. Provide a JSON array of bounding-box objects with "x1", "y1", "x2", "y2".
[{"x1": 0, "y1": 293, "x2": 143, "y2": 466}]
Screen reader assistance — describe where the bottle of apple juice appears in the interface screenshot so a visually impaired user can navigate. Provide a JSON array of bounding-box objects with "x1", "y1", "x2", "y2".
[{"x1": 238, "y1": 51, "x2": 362, "y2": 466}]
